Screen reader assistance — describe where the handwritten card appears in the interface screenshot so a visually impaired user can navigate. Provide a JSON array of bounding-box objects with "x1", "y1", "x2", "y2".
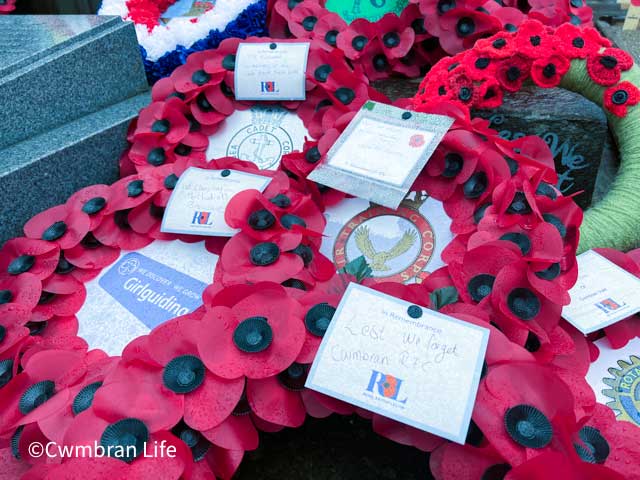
[
  {"x1": 307, "y1": 102, "x2": 453, "y2": 209},
  {"x1": 234, "y1": 42, "x2": 310, "y2": 101},
  {"x1": 306, "y1": 283, "x2": 489, "y2": 444},
  {"x1": 562, "y1": 250, "x2": 640, "y2": 334},
  {"x1": 161, "y1": 167, "x2": 271, "y2": 236}
]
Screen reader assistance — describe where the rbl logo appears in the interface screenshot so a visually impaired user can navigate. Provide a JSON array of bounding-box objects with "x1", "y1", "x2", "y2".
[
  {"x1": 595, "y1": 298, "x2": 624, "y2": 313},
  {"x1": 366, "y1": 370, "x2": 408, "y2": 404},
  {"x1": 192, "y1": 211, "x2": 213, "y2": 226},
  {"x1": 261, "y1": 81, "x2": 277, "y2": 93}
]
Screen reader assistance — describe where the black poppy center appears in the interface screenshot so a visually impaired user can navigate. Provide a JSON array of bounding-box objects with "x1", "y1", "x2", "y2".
[
  {"x1": 459, "y1": 87, "x2": 472, "y2": 102},
  {"x1": 175, "y1": 144, "x2": 192, "y2": 156},
  {"x1": 291, "y1": 244, "x2": 313, "y2": 266},
  {"x1": 82, "y1": 196, "x2": 107, "y2": 215},
  {"x1": 572, "y1": 37, "x2": 585, "y2": 48},
  {"x1": 335, "y1": 87, "x2": 356, "y2": 105},
  {"x1": 463, "y1": 172, "x2": 488, "y2": 199},
  {"x1": 281, "y1": 214, "x2": 307, "y2": 229},
  {"x1": 492, "y1": 38, "x2": 507, "y2": 49},
  {"x1": 314, "y1": 64, "x2": 332, "y2": 83},
  {"x1": 373, "y1": 54, "x2": 389, "y2": 72},
  {"x1": 535, "y1": 263, "x2": 561, "y2": 281},
  {"x1": 507, "y1": 192, "x2": 532, "y2": 214},
  {"x1": 278, "y1": 363, "x2": 309, "y2": 391},
  {"x1": 542, "y1": 213, "x2": 567, "y2": 238},
  {"x1": 535, "y1": 182, "x2": 557, "y2": 199},
  {"x1": 192, "y1": 69, "x2": 211, "y2": 86},
  {"x1": 530, "y1": 35, "x2": 541, "y2": 46},
  {"x1": 383, "y1": 32, "x2": 400, "y2": 48},
  {"x1": 437, "y1": 0, "x2": 456, "y2": 14},
  {"x1": 600, "y1": 55, "x2": 618, "y2": 69},
  {"x1": 196, "y1": 92, "x2": 213, "y2": 111},
  {"x1": 270, "y1": 194, "x2": 291, "y2": 208},
  {"x1": 147, "y1": 147, "x2": 166, "y2": 166},
  {"x1": 19, "y1": 380, "x2": 55, "y2": 414},
  {"x1": 127, "y1": 180, "x2": 144, "y2": 197},
  {"x1": 101, "y1": 418, "x2": 149, "y2": 463},
  {"x1": 542, "y1": 63, "x2": 556, "y2": 78},
  {"x1": 249, "y1": 242, "x2": 280, "y2": 266},
  {"x1": 72, "y1": 381, "x2": 103, "y2": 415},
  {"x1": 8, "y1": 255, "x2": 35, "y2": 275},
  {"x1": 500, "y1": 232, "x2": 531, "y2": 255},
  {"x1": 0, "y1": 289, "x2": 12, "y2": 304},
  {"x1": 468, "y1": 274, "x2": 495, "y2": 302},
  {"x1": 163, "y1": 355, "x2": 205, "y2": 393},
  {"x1": 325, "y1": 30, "x2": 338, "y2": 47},
  {"x1": 0, "y1": 359, "x2": 13, "y2": 388},
  {"x1": 248, "y1": 209, "x2": 276, "y2": 231},
  {"x1": 578, "y1": 426, "x2": 610, "y2": 463},
  {"x1": 233, "y1": 316, "x2": 273, "y2": 353},
  {"x1": 475, "y1": 57, "x2": 490, "y2": 69},
  {"x1": 507, "y1": 288, "x2": 540, "y2": 320},
  {"x1": 442, "y1": 153, "x2": 463, "y2": 178},
  {"x1": 481, "y1": 464, "x2": 512, "y2": 480},
  {"x1": 505, "y1": 404, "x2": 552, "y2": 448},
  {"x1": 456, "y1": 17, "x2": 475, "y2": 37},
  {"x1": 151, "y1": 119, "x2": 170, "y2": 134},
  {"x1": 352, "y1": 35, "x2": 368, "y2": 51},
  {"x1": 305, "y1": 303, "x2": 336, "y2": 337},
  {"x1": 302, "y1": 15, "x2": 317, "y2": 31},
  {"x1": 42, "y1": 221, "x2": 67, "y2": 241},
  {"x1": 612, "y1": 89, "x2": 629, "y2": 105},
  {"x1": 222, "y1": 54, "x2": 236, "y2": 71},
  {"x1": 506, "y1": 66, "x2": 521, "y2": 82}
]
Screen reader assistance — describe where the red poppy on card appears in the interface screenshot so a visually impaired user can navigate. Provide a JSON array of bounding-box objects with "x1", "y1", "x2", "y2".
[
  {"x1": 134, "y1": 98, "x2": 191, "y2": 146},
  {"x1": 218, "y1": 233, "x2": 304, "y2": 284},
  {"x1": 0, "y1": 238, "x2": 59, "y2": 281},
  {"x1": 603, "y1": 81, "x2": 640, "y2": 117},
  {"x1": 587, "y1": 48, "x2": 634, "y2": 86},
  {"x1": 23, "y1": 204, "x2": 90, "y2": 251},
  {"x1": 531, "y1": 54, "x2": 571, "y2": 88},
  {"x1": 171, "y1": 50, "x2": 225, "y2": 97},
  {"x1": 198, "y1": 283, "x2": 305, "y2": 380}
]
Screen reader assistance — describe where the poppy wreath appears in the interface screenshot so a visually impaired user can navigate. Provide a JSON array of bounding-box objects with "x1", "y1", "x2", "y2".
[
  {"x1": 119, "y1": 35, "x2": 387, "y2": 185},
  {"x1": 2, "y1": 29, "x2": 640, "y2": 480},
  {"x1": 0, "y1": 0, "x2": 16, "y2": 14},
  {"x1": 98, "y1": 0, "x2": 270, "y2": 83},
  {"x1": 3, "y1": 90, "x2": 640, "y2": 480},
  {"x1": 412, "y1": 19, "x2": 640, "y2": 254},
  {"x1": 266, "y1": 0, "x2": 593, "y2": 82}
]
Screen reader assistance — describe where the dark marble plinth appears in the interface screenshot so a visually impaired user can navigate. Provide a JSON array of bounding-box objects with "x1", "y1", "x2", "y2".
[{"x1": 0, "y1": 15, "x2": 148, "y2": 150}]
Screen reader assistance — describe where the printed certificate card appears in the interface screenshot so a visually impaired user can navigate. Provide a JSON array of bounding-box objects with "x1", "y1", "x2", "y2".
[
  {"x1": 306, "y1": 283, "x2": 489, "y2": 444},
  {"x1": 76, "y1": 240, "x2": 217, "y2": 356},
  {"x1": 234, "y1": 41, "x2": 310, "y2": 101},
  {"x1": 161, "y1": 167, "x2": 271, "y2": 236},
  {"x1": 307, "y1": 101, "x2": 453, "y2": 209},
  {"x1": 562, "y1": 250, "x2": 640, "y2": 334}
]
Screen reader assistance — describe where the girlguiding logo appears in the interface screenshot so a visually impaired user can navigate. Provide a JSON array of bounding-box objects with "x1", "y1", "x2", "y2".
[{"x1": 365, "y1": 370, "x2": 408, "y2": 404}]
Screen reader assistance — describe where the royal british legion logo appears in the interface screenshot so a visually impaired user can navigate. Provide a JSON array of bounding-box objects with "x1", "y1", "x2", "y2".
[
  {"x1": 192, "y1": 211, "x2": 213, "y2": 226},
  {"x1": 366, "y1": 370, "x2": 408, "y2": 404},
  {"x1": 595, "y1": 298, "x2": 624, "y2": 314},
  {"x1": 261, "y1": 81, "x2": 277, "y2": 93}
]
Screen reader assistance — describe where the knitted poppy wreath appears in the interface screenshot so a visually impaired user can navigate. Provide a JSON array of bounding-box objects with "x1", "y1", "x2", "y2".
[
  {"x1": 119, "y1": 35, "x2": 387, "y2": 188},
  {"x1": 3, "y1": 32, "x2": 640, "y2": 480},
  {"x1": 412, "y1": 20, "x2": 640, "y2": 254},
  {"x1": 98, "y1": 0, "x2": 270, "y2": 83},
  {"x1": 267, "y1": 0, "x2": 593, "y2": 82}
]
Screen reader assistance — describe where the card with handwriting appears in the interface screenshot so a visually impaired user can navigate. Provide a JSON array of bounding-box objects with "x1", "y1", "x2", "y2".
[
  {"x1": 562, "y1": 250, "x2": 640, "y2": 334},
  {"x1": 160, "y1": 167, "x2": 271, "y2": 236},
  {"x1": 234, "y1": 41, "x2": 310, "y2": 101},
  {"x1": 306, "y1": 283, "x2": 489, "y2": 444},
  {"x1": 307, "y1": 102, "x2": 453, "y2": 209}
]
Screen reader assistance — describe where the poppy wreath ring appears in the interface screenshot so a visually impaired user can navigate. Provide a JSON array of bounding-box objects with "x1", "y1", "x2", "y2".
[
  {"x1": 2, "y1": 32, "x2": 640, "y2": 480},
  {"x1": 412, "y1": 20, "x2": 640, "y2": 253}
]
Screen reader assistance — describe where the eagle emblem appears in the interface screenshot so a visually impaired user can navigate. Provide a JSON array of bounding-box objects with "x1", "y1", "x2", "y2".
[{"x1": 354, "y1": 225, "x2": 417, "y2": 271}]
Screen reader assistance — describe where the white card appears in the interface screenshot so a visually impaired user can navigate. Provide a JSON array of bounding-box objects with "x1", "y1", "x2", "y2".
[
  {"x1": 562, "y1": 250, "x2": 640, "y2": 334},
  {"x1": 161, "y1": 167, "x2": 271, "y2": 236},
  {"x1": 234, "y1": 41, "x2": 310, "y2": 101},
  {"x1": 586, "y1": 337, "x2": 640, "y2": 426},
  {"x1": 320, "y1": 192, "x2": 453, "y2": 283},
  {"x1": 76, "y1": 241, "x2": 217, "y2": 356},
  {"x1": 205, "y1": 106, "x2": 309, "y2": 170},
  {"x1": 306, "y1": 283, "x2": 489, "y2": 444},
  {"x1": 307, "y1": 102, "x2": 453, "y2": 209}
]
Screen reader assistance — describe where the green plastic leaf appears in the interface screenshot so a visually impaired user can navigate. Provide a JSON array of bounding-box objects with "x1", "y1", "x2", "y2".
[
  {"x1": 339, "y1": 256, "x2": 373, "y2": 283},
  {"x1": 430, "y1": 286, "x2": 459, "y2": 311}
]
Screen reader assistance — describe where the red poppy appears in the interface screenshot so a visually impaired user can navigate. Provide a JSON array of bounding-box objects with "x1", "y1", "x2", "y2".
[
  {"x1": 555, "y1": 24, "x2": 609, "y2": 59},
  {"x1": 287, "y1": 2, "x2": 326, "y2": 39},
  {"x1": 170, "y1": 50, "x2": 226, "y2": 98},
  {"x1": 439, "y1": 8, "x2": 501, "y2": 55},
  {"x1": 430, "y1": 442, "x2": 511, "y2": 480},
  {"x1": 66, "y1": 184, "x2": 113, "y2": 231},
  {"x1": 23, "y1": 204, "x2": 91, "y2": 251},
  {"x1": 336, "y1": 18, "x2": 378, "y2": 61},
  {"x1": 603, "y1": 81, "x2": 640, "y2": 117},
  {"x1": 513, "y1": 20, "x2": 556, "y2": 59},
  {"x1": 531, "y1": 54, "x2": 571, "y2": 88},
  {"x1": 377, "y1": 14, "x2": 416, "y2": 59},
  {"x1": 586, "y1": 48, "x2": 634, "y2": 87},
  {"x1": 0, "y1": 238, "x2": 59, "y2": 281},
  {"x1": 496, "y1": 55, "x2": 531, "y2": 92},
  {"x1": 198, "y1": 283, "x2": 305, "y2": 380},
  {"x1": 134, "y1": 98, "x2": 191, "y2": 145},
  {"x1": 475, "y1": 31, "x2": 517, "y2": 59},
  {"x1": 312, "y1": 12, "x2": 348, "y2": 52},
  {"x1": 0, "y1": 273, "x2": 41, "y2": 314}
]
